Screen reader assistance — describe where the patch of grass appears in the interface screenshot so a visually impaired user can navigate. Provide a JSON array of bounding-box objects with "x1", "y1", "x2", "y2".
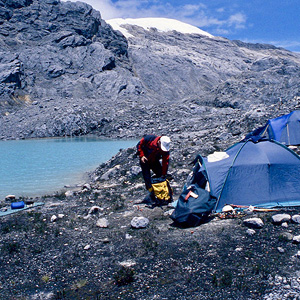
[
  {"x1": 42, "y1": 275, "x2": 50, "y2": 283},
  {"x1": 71, "y1": 279, "x2": 88, "y2": 291}
]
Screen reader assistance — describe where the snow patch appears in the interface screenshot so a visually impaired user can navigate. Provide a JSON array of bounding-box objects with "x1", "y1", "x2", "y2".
[{"x1": 106, "y1": 18, "x2": 214, "y2": 39}]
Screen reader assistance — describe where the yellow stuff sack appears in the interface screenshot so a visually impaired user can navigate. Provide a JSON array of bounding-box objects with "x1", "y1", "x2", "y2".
[{"x1": 151, "y1": 179, "x2": 172, "y2": 202}]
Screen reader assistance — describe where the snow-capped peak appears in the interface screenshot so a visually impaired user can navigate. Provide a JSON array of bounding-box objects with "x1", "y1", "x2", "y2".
[{"x1": 106, "y1": 18, "x2": 214, "y2": 39}]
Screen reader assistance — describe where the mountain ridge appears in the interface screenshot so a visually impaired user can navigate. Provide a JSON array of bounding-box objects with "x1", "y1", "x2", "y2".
[{"x1": 0, "y1": 0, "x2": 300, "y2": 141}]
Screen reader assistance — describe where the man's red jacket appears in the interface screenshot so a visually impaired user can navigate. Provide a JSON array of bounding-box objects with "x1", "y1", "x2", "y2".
[{"x1": 137, "y1": 135, "x2": 170, "y2": 175}]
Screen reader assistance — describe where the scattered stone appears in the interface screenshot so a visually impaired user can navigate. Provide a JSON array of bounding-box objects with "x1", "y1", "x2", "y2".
[
  {"x1": 277, "y1": 247, "x2": 285, "y2": 253},
  {"x1": 279, "y1": 232, "x2": 293, "y2": 241},
  {"x1": 272, "y1": 214, "x2": 291, "y2": 224},
  {"x1": 50, "y1": 215, "x2": 57, "y2": 222},
  {"x1": 82, "y1": 183, "x2": 91, "y2": 191},
  {"x1": 58, "y1": 214, "x2": 65, "y2": 219},
  {"x1": 125, "y1": 233, "x2": 133, "y2": 239},
  {"x1": 65, "y1": 190, "x2": 73, "y2": 198},
  {"x1": 129, "y1": 166, "x2": 141, "y2": 176},
  {"x1": 243, "y1": 217, "x2": 264, "y2": 229},
  {"x1": 84, "y1": 245, "x2": 91, "y2": 250},
  {"x1": 119, "y1": 259, "x2": 136, "y2": 268},
  {"x1": 293, "y1": 235, "x2": 300, "y2": 244},
  {"x1": 88, "y1": 206, "x2": 103, "y2": 215},
  {"x1": 31, "y1": 291, "x2": 54, "y2": 300},
  {"x1": 292, "y1": 215, "x2": 300, "y2": 224},
  {"x1": 5, "y1": 195, "x2": 16, "y2": 201},
  {"x1": 100, "y1": 165, "x2": 121, "y2": 180},
  {"x1": 235, "y1": 247, "x2": 243, "y2": 252},
  {"x1": 281, "y1": 222, "x2": 288, "y2": 228},
  {"x1": 246, "y1": 229, "x2": 256, "y2": 236},
  {"x1": 295, "y1": 251, "x2": 300, "y2": 258},
  {"x1": 96, "y1": 218, "x2": 109, "y2": 228},
  {"x1": 131, "y1": 216, "x2": 149, "y2": 229}
]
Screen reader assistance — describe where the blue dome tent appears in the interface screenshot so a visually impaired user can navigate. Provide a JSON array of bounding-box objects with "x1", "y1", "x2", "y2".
[
  {"x1": 245, "y1": 110, "x2": 300, "y2": 146},
  {"x1": 202, "y1": 138, "x2": 300, "y2": 212},
  {"x1": 171, "y1": 138, "x2": 300, "y2": 226}
]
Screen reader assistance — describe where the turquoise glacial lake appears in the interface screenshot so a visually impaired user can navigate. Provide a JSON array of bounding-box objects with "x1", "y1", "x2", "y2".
[{"x1": 0, "y1": 137, "x2": 137, "y2": 199}]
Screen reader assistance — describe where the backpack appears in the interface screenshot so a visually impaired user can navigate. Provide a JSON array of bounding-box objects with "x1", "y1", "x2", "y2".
[
  {"x1": 170, "y1": 183, "x2": 216, "y2": 227},
  {"x1": 151, "y1": 177, "x2": 173, "y2": 202},
  {"x1": 142, "y1": 177, "x2": 173, "y2": 207}
]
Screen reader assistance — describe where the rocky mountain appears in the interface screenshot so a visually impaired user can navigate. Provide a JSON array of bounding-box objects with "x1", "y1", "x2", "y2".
[{"x1": 1, "y1": 0, "x2": 300, "y2": 142}]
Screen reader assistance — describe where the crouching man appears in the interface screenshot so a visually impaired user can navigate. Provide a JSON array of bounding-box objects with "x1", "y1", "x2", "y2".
[{"x1": 137, "y1": 135, "x2": 171, "y2": 191}]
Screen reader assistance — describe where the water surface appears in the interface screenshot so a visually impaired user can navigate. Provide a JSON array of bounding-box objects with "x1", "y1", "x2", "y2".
[{"x1": 0, "y1": 137, "x2": 137, "y2": 199}]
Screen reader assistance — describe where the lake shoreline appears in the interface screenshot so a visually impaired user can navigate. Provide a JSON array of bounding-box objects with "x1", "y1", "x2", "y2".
[{"x1": 0, "y1": 137, "x2": 138, "y2": 199}]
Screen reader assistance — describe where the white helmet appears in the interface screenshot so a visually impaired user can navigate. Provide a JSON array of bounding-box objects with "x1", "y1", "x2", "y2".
[{"x1": 160, "y1": 136, "x2": 171, "y2": 152}]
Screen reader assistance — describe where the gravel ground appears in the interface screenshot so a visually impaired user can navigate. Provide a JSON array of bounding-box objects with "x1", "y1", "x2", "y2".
[{"x1": 1, "y1": 145, "x2": 300, "y2": 300}]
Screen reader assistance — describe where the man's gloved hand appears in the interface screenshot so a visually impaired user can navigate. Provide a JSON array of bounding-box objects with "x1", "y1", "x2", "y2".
[{"x1": 141, "y1": 156, "x2": 148, "y2": 163}]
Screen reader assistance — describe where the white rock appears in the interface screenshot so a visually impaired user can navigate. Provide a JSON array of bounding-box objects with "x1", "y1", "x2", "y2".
[
  {"x1": 292, "y1": 214, "x2": 300, "y2": 224},
  {"x1": 125, "y1": 233, "x2": 133, "y2": 239},
  {"x1": 277, "y1": 247, "x2": 285, "y2": 253},
  {"x1": 272, "y1": 214, "x2": 291, "y2": 224},
  {"x1": 50, "y1": 215, "x2": 57, "y2": 222},
  {"x1": 243, "y1": 217, "x2": 264, "y2": 229},
  {"x1": 119, "y1": 259, "x2": 136, "y2": 268},
  {"x1": 65, "y1": 190, "x2": 73, "y2": 198},
  {"x1": 83, "y1": 183, "x2": 91, "y2": 190},
  {"x1": 84, "y1": 245, "x2": 91, "y2": 250},
  {"x1": 131, "y1": 216, "x2": 149, "y2": 228},
  {"x1": 246, "y1": 229, "x2": 256, "y2": 236},
  {"x1": 293, "y1": 235, "x2": 300, "y2": 244},
  {"x1": 96, "y1": 218, "x2": 109, "y2": 228},
  {"x1": 58, "y1": 214, "x2": 64, "y2": 219},
  {"x1": 282, "y1": 222, "x2": 288, "y2": 228}
]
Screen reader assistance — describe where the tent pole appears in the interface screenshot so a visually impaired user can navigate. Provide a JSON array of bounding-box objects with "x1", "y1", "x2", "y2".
[{"x1": 287, "y1": 123, "x2": 291, "y2": 145}]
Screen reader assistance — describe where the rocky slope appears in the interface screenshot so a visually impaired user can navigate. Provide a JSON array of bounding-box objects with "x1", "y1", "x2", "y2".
[
  {"x1": 0, "y1": 0, "x2": 300, "y2": 140},
  {"x1": 1, "y1": 143, "x2": 300, "y2": 300}
]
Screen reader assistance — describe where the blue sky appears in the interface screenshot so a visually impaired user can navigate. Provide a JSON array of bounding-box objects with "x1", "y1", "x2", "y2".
[{"x1": 78, "y1": 0, "x2": 300, "y2": 52}]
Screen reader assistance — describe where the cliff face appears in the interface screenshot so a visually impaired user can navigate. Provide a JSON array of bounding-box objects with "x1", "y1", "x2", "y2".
[
  {"x1": 0, "y1": 0, "x2": 300, "y2": 140},
  {"x1": 0, "y1": 0, "x2": 143, "y2": 138}
]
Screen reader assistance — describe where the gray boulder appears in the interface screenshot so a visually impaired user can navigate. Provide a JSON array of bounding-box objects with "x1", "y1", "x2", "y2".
[
  {"x1": 131, "y1": 216, "x2": 149, "y2": 229},
  {"x1": 272, "y1": 214, "x2": 291, "y2": 224},
  {"x1": 243, "y1": 217, "x2": 264, "y2": 229},
  {"x1": 292, "y1": 215, "x2": 300, "y2": 224}
]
